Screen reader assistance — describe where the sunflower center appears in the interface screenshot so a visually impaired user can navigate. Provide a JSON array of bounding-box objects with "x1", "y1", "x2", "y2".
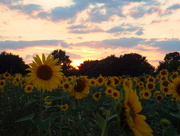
[
  {"x1": 148, "y1": 83, "x2": 154, "y2": 89},
  {"x1": 74, "y1": 78, "x2": 86, "y2": 92},
  {"x1": 176, "y1": 83, "x2": 180, "y2": 95},
  {"x1": 64, "y1": 84, "x2": 69, "y2": 89},
  {"x1": 27, "y1": 87, "x2": 32, "y2": 91},
  {"x1": 37, "y1": 65, "x2": 53, "y2": 80}
]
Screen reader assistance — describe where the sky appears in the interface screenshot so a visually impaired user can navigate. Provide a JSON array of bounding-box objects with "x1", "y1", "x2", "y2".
[{"x1": 0, "y1": 0, "x2": 180, "y2": 69}]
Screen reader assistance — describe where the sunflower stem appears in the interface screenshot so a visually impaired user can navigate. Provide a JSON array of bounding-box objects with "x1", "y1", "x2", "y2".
[{"x1": 39, "y1": 88, "x2": 44, "y2": 136}]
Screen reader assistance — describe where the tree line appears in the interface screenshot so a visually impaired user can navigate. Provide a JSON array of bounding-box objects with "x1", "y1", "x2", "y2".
[{"x1": 0, "y1": 50, "x2": 180, "y2": 77}]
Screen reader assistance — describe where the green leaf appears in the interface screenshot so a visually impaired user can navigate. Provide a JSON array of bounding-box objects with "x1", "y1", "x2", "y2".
[
  {"x1": 25, "y1": 99, "x2": 37, "y2": 107},
  {"x1": 97, "y1": 113, "x2": 105, "y2": 130},
  {"x1": 46, "y1": 96, "x2": 66, "y2": 101},
  {"x1": 163, "y1": 127, "x2": 178, "y2": 136},
  {"x1": 35, "y1": 118, "x2": 50, "y2": 131},
  {"x1": 16, "y1": 114, "x2": 35, "y2": 122},
  {"x1": 100, "y1": 108, "x2": 110, "y2": 118},
  {"x1": 170, "y1": 112, "x2": 180, "y2": 120}
]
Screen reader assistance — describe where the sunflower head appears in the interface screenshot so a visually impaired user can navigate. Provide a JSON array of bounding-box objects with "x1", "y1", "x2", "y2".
[
  {"x1": 26, "y1": 54, "x2": 63, "y2": 92},
  {"x1": 61, "y1": 104, "x2": 68, "y2": 111},
  {"x1": 111, "y1": 89, "x2": 120, "y2": 99},
  {"x1": 0, "y1": 80, "x2": 6, "y2": 88},
  {"x1": 71, "y1": 76, "x2": 89, "y2": 99},
  {"x1": 93, "y1": 92, "x2": 102, "y2": 101},
  {"x1": 169, "y1": 77, "x2": 180, "y2": 101},
  {"x1": 24, "y1": 84, "x2": 33, "y2": 93}
]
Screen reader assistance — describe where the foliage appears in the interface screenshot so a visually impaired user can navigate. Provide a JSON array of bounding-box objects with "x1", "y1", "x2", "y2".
[
  {"x1": 51, "y1": 49, "x2": 73, "y2": 75},
  {"x1": 78, "y1": 53, "x2": 155, "y2": 77},
  {"x1": 0, "y1": 51, "x2": 28, "y2": 75},
  {"x1": 157, "y1": 52, "x2": 180, "y2": 73}
]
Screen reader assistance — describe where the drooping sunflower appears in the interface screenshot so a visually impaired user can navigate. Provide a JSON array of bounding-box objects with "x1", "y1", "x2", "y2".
[
  {"x1": 105, "y1": 77, "x2": 114, "y2": 87},
  {"x1": 169, "y1": 77, "x2": 180, "y2": 101},
  {"x1": 26, "y1": 54, "x2": 63, "y2": 92},
  {"x1": 24, "y1": 84, "x2": 33, "y2": 93},
  {"x1": 123, "y1": 87, "x2": 153, "y2": 136},
  {"x1": 61, "y1": 104, "x2": 68, "y2": 111},
  {"x1": 71, "y1": 76, "x2": 89, "y2": 99},
  {"x1": 93, "y1": 92, "x2": 102, "y2": 101}
]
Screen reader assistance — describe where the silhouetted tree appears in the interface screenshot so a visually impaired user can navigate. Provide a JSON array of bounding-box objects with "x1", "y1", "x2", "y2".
[
  {"x1": 78, "y1": 60, "x2": 100, "y2": 77},
  {"x1": 78, "y1": 53, "x2": 154, "y2": 77},
  {"x1": 51, "y1": 49, "x2": 73, "y2": 75},
  {"x1": 118, "y1": 53, "x2": 155, "y2": 76},
  {"x1": 0, "y1": 51, "x2": 28, "y2": 75},
  {"x1": 157, "y1": 52, "x2": 180, "y2": 72}
]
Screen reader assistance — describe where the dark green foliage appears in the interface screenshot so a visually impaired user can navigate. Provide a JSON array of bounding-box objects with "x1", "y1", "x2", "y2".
[
  {"x1": 78, "y1": 53, "x2": 155, "y2": 77},
  {"x1": 157, "y1": 52, "x2": 180, "y2": 73},
  {"x1": 0, "y1": 51, "x2": 28, "y2": 75},
  {"x1": 51, "y1": 49, "x2": 74, "y2": 76}
]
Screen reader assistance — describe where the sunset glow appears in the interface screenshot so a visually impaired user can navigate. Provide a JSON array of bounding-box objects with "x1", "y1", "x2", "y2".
[{"x1": 0, "y1": 0, "x2": 180, "y2": 69}]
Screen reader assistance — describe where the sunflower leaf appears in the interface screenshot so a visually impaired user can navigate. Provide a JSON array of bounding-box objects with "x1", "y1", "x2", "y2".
[
  {"x1": 163, "y1": 127, "x2": 179, "y2": 136},
  {"x1": 97, "y1": 113, "x2": 105, "y2": 130},
  {"x1": 16, "y1": 114, "x2": 35, "y2": 122}
]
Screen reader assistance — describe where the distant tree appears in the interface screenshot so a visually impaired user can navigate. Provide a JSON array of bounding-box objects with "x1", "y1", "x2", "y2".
[
  {"x1": 118, "y1": 53, "x2": 155, "y2": 76},
  {"x1": 157, "y1": 52, "x2": 180, "y2": 72},
  {"x1": 78, "y1": 60, "x2": 100, "y2": 77},
  {"x1": 0, "y1": 51, "x2": 28, "y2": 75},
  {"x1": 51, "y1": 49, "x2": 73, "y2": 75}
]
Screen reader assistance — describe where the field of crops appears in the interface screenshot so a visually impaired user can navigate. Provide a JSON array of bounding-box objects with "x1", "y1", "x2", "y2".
[{"x1": 0, "y1": 54, "x2": 180, "y2": 136}]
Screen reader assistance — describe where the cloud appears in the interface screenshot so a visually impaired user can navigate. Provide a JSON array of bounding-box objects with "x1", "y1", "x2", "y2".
[
  {"x1": 143, "y1": 39, "x2": 180, "y2": 52},
  {"x1": 0, "y1": 40, "x2": 68, "y2": 49},
  {"x1": 10, "y1": 4, "x2": 42, "y2": 14},
  {"x1": 167, "y1": 3, "x2": 180, "y2": 10}
]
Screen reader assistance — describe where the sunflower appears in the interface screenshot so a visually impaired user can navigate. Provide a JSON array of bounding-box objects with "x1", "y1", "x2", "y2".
[
  {"x1": 97, "y1": 75, "x2": 105, "y2": 86},
  {"x1": 88, "y1": 78, "x2": 97, "y2": 86},
  {"x1": 111, "y1": 89, "x2": 120, "y2": 99},
  {"x1": 44, "y1": 96, "x2": 52, "y2": 105},
  {"x1": 160, "y1": 80, "x2": 170, "y2": 87},
  {"x1": 155, "y1": 94, "x2": 164, "y2": 102},
  {"x1": 170, "y1": 71, "x2": 179, "y2": 80},
  {"x1": 159, "y1": 69, "x2": 169, "y2": 76},
  {"x1": 71, "y1": 76, "x2": 89, "y2": 99},
  {"x1": 0, "y1": 80, "x2": 6, "y2": 88},
  {"x1": 3, "y1": 72, "x2": 11, "y2": 79},
  {"x1": 169, "y1": 77, "x2": 180, "y2": 101},
  {"x1": 123, "y1": 87, "x2": 153, "y2": 136},
  {"x1": 93, "y1": 92, "x2": 102, "y2": 101},
  {"x1": 113, "y1": 76, "x2": 121, "y2": 87},
  {"x1": 26, "y1": 54, "x2": 63, "y2": 92},
  {"x1": 24, "y1": 84, "x2": 33, "y2": 93},
  {"x1": 146, "y1": 82, "x2": 155, "y2": 91},
  {"x1": 62, "y1": 81, "x2": 72, "y2": 92},
  {"x1": 105, "y1": 87, "x2": 114, "y2": 96},
  {"x1": 105, "y1": 77, "x2": 114, "y2": 87},
  {"x1": 161, "y1": 86, "x2": 170, "y2": 95},
  {"x1": 142, "y1": 90, "x2": 152, "y2": 99},
  {"x1": 147, "y1": 76, "x2": 155, "y2": 83},
  {"x1": 61, "y1": 104, "x2": 68, "y2": 111}
]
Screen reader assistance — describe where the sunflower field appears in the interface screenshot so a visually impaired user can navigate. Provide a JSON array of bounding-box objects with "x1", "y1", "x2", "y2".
[{"x1": 0, "y1": 54, "x2": 180, "y2": 136}]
